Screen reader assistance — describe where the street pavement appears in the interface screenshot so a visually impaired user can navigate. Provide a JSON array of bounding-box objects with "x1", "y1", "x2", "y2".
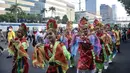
[{"x1": 0, "y1": 40, "x2": 130, "y2": 73}]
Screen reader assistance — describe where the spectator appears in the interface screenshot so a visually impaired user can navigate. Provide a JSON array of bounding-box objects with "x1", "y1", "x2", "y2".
[
  {"x1": 127, "y1": 28, "x2": 130, "y2": 39},
  {"x1": 27, "y1": 27, "x2": 32, "y2": 43},
  {"x1": 6, "y1": 26, "x2": 15, "y2": 58}
]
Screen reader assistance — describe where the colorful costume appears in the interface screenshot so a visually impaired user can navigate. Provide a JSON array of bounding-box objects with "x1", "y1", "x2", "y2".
[
  {"x1": 100, "y1": 29, "x2": 113, "y2": 70},
  {"x1": 45, "y1": 19, "x2": 71, "y2": 73},
  {"x1": 77, "y1": 35, "x2": 96, "y2": 73},
  {"x1": 32, "y1": 43, "x2": 52, "y2": 68},
  {"x1": 77, "y1": 17, "x2": 96, "y2": 73},
  {"x1": 8, "y1": 23, "x2": 29, "y2": 73},
  {"x1": 113, "y1": 25, "x2": 121, "y2": 53},
  {"x1": 46, "y1": 41, "x2": 70, "y2": 73}
]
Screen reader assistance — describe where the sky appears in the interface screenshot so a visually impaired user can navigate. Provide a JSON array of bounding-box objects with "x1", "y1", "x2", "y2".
[{"x1": 67, "y1": 0, "x2": 128, "y2": 18}]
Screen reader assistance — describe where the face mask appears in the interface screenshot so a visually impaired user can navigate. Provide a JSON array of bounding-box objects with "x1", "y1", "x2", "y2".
[{"x1": 9, "y1": 29, "x2": 12, "y2": 31}]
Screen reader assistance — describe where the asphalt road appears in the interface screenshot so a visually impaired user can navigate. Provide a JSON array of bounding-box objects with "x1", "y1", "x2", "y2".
[{"x1": 0, "y1": 40, "x2": 130, "y2": 73}]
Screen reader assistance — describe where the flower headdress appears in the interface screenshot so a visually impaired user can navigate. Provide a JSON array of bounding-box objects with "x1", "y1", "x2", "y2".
[{"x1": 46, "y1": 19, "x2": 57, "y2": 30}]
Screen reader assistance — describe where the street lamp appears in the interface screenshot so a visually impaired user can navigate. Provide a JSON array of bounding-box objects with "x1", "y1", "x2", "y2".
[{"x1": 70, "y1": 9, "x2": 72, "y2": 21}]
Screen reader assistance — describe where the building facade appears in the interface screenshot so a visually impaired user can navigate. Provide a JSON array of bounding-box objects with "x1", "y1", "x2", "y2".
[
  {"x1": 75, "y1": 11, "x2": 102, "y2": 24},
  {"x1": 29, "y1": 0, "x2": 46, "y2": 14},
  {"x1": 85, "y1": 0, "x2": 100, "y2": 15},
  {"x1": 45, "y1": 0, "x2": 75, "y2": 21},
  {"x1": 0, "y1": 0, "x2": 75, "y2": 21},
  {"x1": 112, "y1": 4, "x2": 117, "y2": 24},
  {"x1": 0, "y1": 0, "x2": 35, "y2": 14},
  {"x1": 100, "y1": 4, "x2": 113, "y2": 24}
]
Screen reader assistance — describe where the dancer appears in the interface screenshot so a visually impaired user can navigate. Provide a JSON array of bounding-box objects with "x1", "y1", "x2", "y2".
[
  {"x1": 100, "y1": 25, "x2": 112, "y2": 70},
  {"x1": 105, "y1": 24, "x2": 116, "y2": 61},
  {"x1": 95, "y1": 25, "x2": 105, "y2": 73},
  {"x1": 113, "y1": 25, "x2": 121, "y2": 53},
  {"x1": 70, "y1": 28, "x2": 80, "y2": 68},
  {"x1": 8, "y1": 23, "x2": 29, "y2": 73},
  {"x1": 45, "y1": 19, "x2": 71, "y2": 73},
  {"x1": 77, "y1": 17, "x2": 96, "y2": 73}
]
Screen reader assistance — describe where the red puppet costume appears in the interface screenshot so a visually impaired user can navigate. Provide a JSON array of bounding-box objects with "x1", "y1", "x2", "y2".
[
  {"x1": 8, "y1": 23, "x2": 29, "y2": 73},
  {"x1": 77, "y1": 17, "x2": 96, "y2": 73}
]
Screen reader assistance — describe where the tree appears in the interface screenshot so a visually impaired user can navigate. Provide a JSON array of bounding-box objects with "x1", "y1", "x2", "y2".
[
  {"x1": 55, "y1": 16, "x2": 61, "y2": 24},
  {"x1": 75, "y1": 14, "x2": 80, "y2": 23},
  {"x1": 49, "y1": 7, "x2": 56, "y2": 17},
  {"x1": 0, "y1": 13, "x2": 15, "y2": 22},
  {"x1": 118, "y1": 0, "x2": 130, "y2": 15},
  {"x1": 41, "y1": 8, "x2": 47, "y2": 22},
  {"x1": 41, "y1": 8, "x2": 47, "y2": 17},
  {"x1": 62, "y1": 15, "x2": 68, "y2": 24},
  {"x1": 5, "y1": 4, "x2": 23, "y2": 22}
]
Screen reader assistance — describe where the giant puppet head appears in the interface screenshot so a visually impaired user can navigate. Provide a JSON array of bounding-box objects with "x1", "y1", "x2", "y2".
[
  {"x1": 17, "y1": 23, "x2": 27, "y2": 38},
  {"x1": 79, "y1": 17, "x2": 89, "y2": 29},
  {"x1": 105, "y1": 24, "x2": 111, "y2": 31},
  {"x1": 45, "y1": 29, "x2": 56, "y2": 45},
  {"x1": 46, "y1": 19, "x2": 57, "y2": 30},
  {"x1": 94, "y1": 19, "x2": 99, "y2": 25},
  {"x1": 66, "y1": 21, "x2": 73, "y2": 31}
]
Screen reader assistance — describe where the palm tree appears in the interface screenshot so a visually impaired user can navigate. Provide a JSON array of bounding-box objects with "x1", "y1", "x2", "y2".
[
  {"x1": 49, "y1": 6, "x2": 56, "y2": 17},
  {"x1": 40, "y1": 8, "x2": 47, "y2": 22},
  {"x1": 5, "y1": 4, "x2": 23, "y2": 22}
]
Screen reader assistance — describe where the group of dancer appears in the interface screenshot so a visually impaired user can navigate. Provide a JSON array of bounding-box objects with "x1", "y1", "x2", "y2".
[{"x1": 8, "y1": 17, "x2": 121, "y2": 73}]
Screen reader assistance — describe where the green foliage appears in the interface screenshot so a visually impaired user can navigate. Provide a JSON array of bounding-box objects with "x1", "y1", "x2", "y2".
[
  {"x1": 5, "y1": 4, "x2": 23, "y2": 14},
  {"x1": 62, "y1": 15, "x2": 68, "y2": 24},
  {"x1": 0, "y1": 12, "x2": 41, "y2": 23},
  {"x1": 0, "y1": 13, "x2": 15, "y2": 22},
  {"x1": 55, "y1": 16, "x2": 61, "y2": 24},
  {"x1": 75, "y1": 14, "x2": 79, "y2": 23},
  {"x1": 41, "y1": 8, "x2": 47, "y2": 14},
  {"x1": 5, "y1": 3, "x2": 23, "y2": 22},
  {"x1": 118, "y1": 0, "x2": 130, "y2": 15},
  {"x1": 49, "y1": 7, "x2": 56, "y2": 17}
]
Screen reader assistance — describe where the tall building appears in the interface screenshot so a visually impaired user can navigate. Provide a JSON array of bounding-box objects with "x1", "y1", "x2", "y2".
[
  {"x1": 0, "y1": 0, "x2": 75, "y2": 21},
  {"x1": 85, "y1": 0, "x2": 100, "y2": 15},
  {"x1": 100, "y1": 4, "x2": 113, "y2": 24},
  {"x1": 29, "y1": 0, "x2": 46, "y2": 14},
  {"x1": 0, "y1": 0, "x2": 35, "y2": 14},
  {"x1": 0, "y1": 0, "x2": 6, "y2": 14},
  {"x1": 45, "y1": 0, "x2": 75, "y2": 21},
  {"x1": 112, "y1": 4, "x2": 117, "y2": 23}
]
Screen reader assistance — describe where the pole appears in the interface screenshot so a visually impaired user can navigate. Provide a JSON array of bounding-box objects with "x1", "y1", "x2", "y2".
[
  {"x1": 70, "y1": 9, "x2": 72, "y2": 21},
  {"x1": 79, "y1": 0, "x2": 81, "y2": 11},
  {"x1": 78, "y1": 0, "x2": 81, "y2": 23},
  {"x1": 15, "y1": 0, "x2": 18, "y2": 23},
  {"x1": 16, "y1": 0, "x2": 17, "y2": 4}
]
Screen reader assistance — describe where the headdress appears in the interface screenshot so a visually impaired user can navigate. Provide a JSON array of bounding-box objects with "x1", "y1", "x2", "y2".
[
  {"x1": 66, "y1": 21, "x2": 73, "y2": 30},
  {"x1": 46, "y1": 19, "x2": 57, "y2": 30},
  {"x1": 94, "y1": 19, "x2": 99, "y2": 25},
  {"x1": 79, "y1": 17, "x2": 89, "y2": 29},
  {"x1": 105, "y1": 24, "x2": 110, "y2": 28},
  {"x1": 19, "y1": 23, "x2": 27, "y2": 36}
]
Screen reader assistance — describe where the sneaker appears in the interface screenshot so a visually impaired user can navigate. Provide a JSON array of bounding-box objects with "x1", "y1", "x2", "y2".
[
  {"x1": 113, "y1": 55, "x2": 116, "y2": 59},
  {"x1": 70, "y1": 65, "x2": 75, "y2": 68},
  {"x1": 104, "y1": 66, "x2": 108, "y2": 70},
  {"x1": 109, "y1": 60, "x2": 112, "y2": 63},
  {"x1": 98, "y1": 69, "x2": 102, "y2": 73}
]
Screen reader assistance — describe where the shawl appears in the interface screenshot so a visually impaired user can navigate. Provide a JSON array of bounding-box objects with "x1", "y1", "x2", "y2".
[
  {"x1": 8, "y1": 38, "x2": 29, "y2": 59},
  {"x1": 49, "y1": 41, "x2": 70, "y2": 73},
  {"x1": 88, "y1": 34, "x2": 101, "y2": 56},
  {"x1": 32, "y1": 43, "x2": 50, "y2": 69}
]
